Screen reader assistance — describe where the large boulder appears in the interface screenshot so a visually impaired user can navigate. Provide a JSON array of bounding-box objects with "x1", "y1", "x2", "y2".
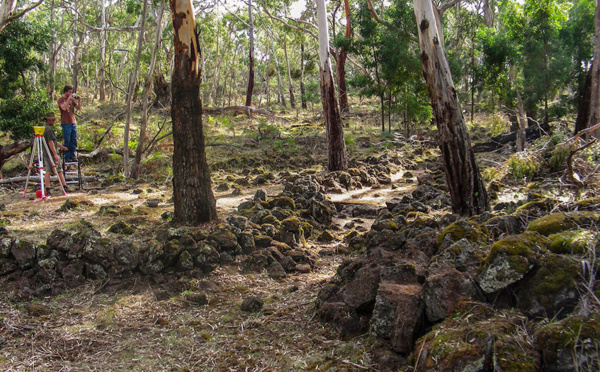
[
  {"x1": 370, "y1": 283, "x2": 424, "y2": 354},
  {"x1": 423, "y1": 269, "x2": 483, "y2": 322},
  {"x1": 477, "y1": 232, "x2": 549, "y2": 294},
  {"x1": 535, "y1": 314, "x2": 600, "y2": 372},
  {"x1": 411, "y1": 303, "x2": 539, "y2": 371},
  {"x1": 515, "y1": 254, "x2": 582, "y2": 318}
]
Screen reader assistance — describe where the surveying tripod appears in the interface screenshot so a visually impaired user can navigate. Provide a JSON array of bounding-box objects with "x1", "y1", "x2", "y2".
[{"x1": 22, "y1": 126, "x2": 66, "y2": 199}]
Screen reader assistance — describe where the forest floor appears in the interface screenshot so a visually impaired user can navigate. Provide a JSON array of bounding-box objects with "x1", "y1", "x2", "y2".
[{"x1": 0, "y1": 107, "x2": 598, "y2": 371}]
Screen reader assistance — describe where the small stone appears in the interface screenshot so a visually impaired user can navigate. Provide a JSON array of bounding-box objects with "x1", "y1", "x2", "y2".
[
  {"x1": 146, "y1": 199, "x2": 160, "y2": 208},
  {"x1": 185, "y1": 292, "x2": 208, "y2": 306},
  {"x1": 156, "y1": 317, "x2": 169, "y2": 325},
  {"x1": 241, "y1": 295, "x2": 263, "y2": 313},
  {"x1": 295, "y1": 264, "x2": 311, "y2": 273}
]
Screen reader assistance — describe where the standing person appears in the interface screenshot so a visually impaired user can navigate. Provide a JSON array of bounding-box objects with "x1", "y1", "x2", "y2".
[
  {"x1": 42, "y1": 113, "x2": 69, "y2": 195},
  {"x1": 57, "y1": 85, "x2": 82, "y2": 162}
]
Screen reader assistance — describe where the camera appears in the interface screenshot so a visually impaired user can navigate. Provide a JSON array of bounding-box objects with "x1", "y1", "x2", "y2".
[{"x1": 71, "y1": 93, "x2": 79, "y2": 99}]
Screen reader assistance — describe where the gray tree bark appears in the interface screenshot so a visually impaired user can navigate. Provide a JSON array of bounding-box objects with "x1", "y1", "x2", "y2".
[
  {"x1": 317, "y1": 0, "x2": 347, "y2": 171},
  {"x1": 413, "y1": 0, "x2": 489, "y2": 216}
]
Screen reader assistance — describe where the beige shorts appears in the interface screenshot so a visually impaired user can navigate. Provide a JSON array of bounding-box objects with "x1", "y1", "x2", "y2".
[{"x1": 44, "y1": 156, "x2": 62, "y2": 174}]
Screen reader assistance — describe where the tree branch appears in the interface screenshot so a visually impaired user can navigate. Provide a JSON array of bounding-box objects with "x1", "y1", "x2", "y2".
[{"x1": 5, "y1": 0, "x2": 43, "y2": 24}]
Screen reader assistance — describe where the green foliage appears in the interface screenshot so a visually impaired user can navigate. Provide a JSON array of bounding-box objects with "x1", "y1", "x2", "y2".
[
  {"x1": 344, "y1": 134, "x2": 356, "y2": 151},
  {"x1": 548, "y1": 145, "x2": 569, "y2": 171},
  {"x1": 0, "y1": 88, "x2": 52, "y2": 140},
  {"x1": 488, "y1": 114, "x2": 511, "y2": 137},
  {"x1": 506, "y1": 152, "x2": 540, "y2": 180},
  {"x1": 0, "y1": 20, "x2": 51, "y2": 97},
  {"x1": 0, "y1": 20, "x2": 52, "y2": 141}
]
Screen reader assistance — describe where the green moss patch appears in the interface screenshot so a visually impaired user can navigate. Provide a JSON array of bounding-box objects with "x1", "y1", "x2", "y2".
[
  {"x1": 536, "y1": 314, "x2": 600, "y2": 357},
  {"x1": 437, "y1": 220, "x2": 490, "y2": 248},
  {"x1": 527, "y1": 212, "x2": 600, "y2": 236},
  {"x1": 548, "y1": 230, "x2": 598, "y2": 255}
]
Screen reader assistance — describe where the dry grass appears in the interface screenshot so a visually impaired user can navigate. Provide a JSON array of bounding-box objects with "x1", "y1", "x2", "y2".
[{"x1": 0, "y1": 250, "x2": 377, "y2": 371}]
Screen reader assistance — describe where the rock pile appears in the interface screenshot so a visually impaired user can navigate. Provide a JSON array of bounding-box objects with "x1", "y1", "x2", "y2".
[{"x1": 315, "y1": 189, "x2": 600, "y2": 371}]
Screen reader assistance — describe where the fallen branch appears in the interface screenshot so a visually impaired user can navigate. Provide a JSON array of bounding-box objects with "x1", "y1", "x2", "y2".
[
  {"x1": 203, "y1": 106, "x2": 290, "y2": 123},
  {"x1": 566, "y1": 139, "x2": 597, "y2": 188},
  {"x1": 0, "y1": 175, "x2": 95, "y2": 184}
]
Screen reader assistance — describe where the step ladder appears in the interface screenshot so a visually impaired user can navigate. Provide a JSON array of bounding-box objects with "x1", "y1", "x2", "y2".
[{"x1": 62, "y1": 155, "x2": 83, "y2": 190}]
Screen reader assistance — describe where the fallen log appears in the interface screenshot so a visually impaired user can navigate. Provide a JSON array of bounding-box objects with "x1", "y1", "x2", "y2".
[
  {"x1": 0, "y1": 175, "x2": 95, "y2": 185},
  {"x1": 472, "y1": 124, "x2": 549, "y2": 153},
  {"x1": 203, "y1": 106, "x2": 290, "y2": 123},
  {"x1": 0, "y1": 139, "x2": 33, "y2": 179}
]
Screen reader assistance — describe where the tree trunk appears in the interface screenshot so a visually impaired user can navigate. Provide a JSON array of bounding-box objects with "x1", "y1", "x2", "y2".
[
  {"x1": 300, "y1": 42, "x2": 307, "y2": 109},
  {"x1": 132, "y1": 0, "x2": 164, "y2": 179},
  {"x1": 123, "y1": 0, "x2": 148, "y2": 177},
  {"x1": 100, "y1": 0, "x2": 107, "y2": 102},
  {"x1": 72, "y1": 2, "x2": 80, "y2": 92},
  {"x1": 245, "y1": 0, "x2": 255, "y2": 107},
  {"x1": 48, "y1": 0, "x2": 58, "y2": 98},
  {"x1": 337, "y1": 0, "x2": 352, "y2": 115},
  {"x1": 170, "y1": 0, "x2": 217, "y2": 224},
  {"x1": 317, "y1": 0, "x2": 347, "y2": 171},
  {"x1": 586, "y1": 2, "x2": 600, "y2": 139},
  {"x1": 483, "y1": 0, "x2": 494, "y2": 28},
  {"x1": 283, "y1": 37, "x2": 296, "y2": 109},
  {"x1": 0, "y1": 0, "x2": 17, "y2": 33},
  {"x1": 413, "y1": 0, "x2": 489, "y2": 216},
  {"x1": 509, "y1": 65, "x2": 527, "y2": 152},
  {"x1": 271, "y1": 38, "x2": 287, "y2": 108},
  {"x1": 575, "y1": 66, "x2": 592, "y2": 135}
]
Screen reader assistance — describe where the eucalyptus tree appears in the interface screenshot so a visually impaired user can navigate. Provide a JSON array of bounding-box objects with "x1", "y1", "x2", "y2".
[
  {"x1": 131, "y1": 0, "x2": 166, "y2": 179},
  {"x1": 586, "y1": 0, "x2": 600, "y2": 138},
  {"x1": 123, "y1": 0, "x2": 149, "y2": 177},
  {"x1": 246, "y1": 0, "x2": 255, "y2": 106},
  {"x1": 413, "y1": 0, "x2": 489, "y2": 216},
  {"x1": 0, "y1": 19, "x2": 52, "y2": 176},
  {"x1": 0, "y1": 0, "x2": 43, "y2": 33},
  {"x1": 317, "y1": 0, "x2": 347, "y2": 171},
  {"x1": 170, "y1": 0, "x2": 217, "y2": 224}
]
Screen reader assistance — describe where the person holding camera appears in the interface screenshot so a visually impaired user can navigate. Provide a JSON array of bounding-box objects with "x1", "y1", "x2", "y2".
[{"x1": 57, "y1": 85, "x2": 82, "y2": 162}]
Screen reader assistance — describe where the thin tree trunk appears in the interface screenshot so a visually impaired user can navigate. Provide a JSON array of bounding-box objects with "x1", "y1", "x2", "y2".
[
  {"x1": 245, "y1": 0, "x2": 255, "y2": 106},
  {"x1": 413, "y1": 0, "x2": 489, "y2": 216},
  {"x1": 317, "y1": 0, "x2": 347, "y2": 171},
  {"x1": 170, "y1": 0, "x2": 217, "y2": 224},
  {"x1": 283, "y1": 37, "x2": 296, "y2": 109},
  {"x1": 132, "y1": 0, "x2": 164, "y2": 179},
  {"x1": 509, "y1": 65, "x2": 527, "y2": 152},
  {"x1": 100, "y1": 0, "x2": 107, "y2": 102},
  {"x1": 123, "y1": 0, "x2": 149, "y2": 177},
  {"x1": 337, "y1": 0, "x2": 352, "y2": 114},
  {"x1": 72, "y1": 2, "x2": 80, "y2": 92},
  {"x1": 300, "y1": 42, "x2": 307, "y2": 109},
  {"x1": 271, "y1": 37, "x2": 287, "y2": 108},
  {"x1": 48, "y1": 0, "x2": 58, "y2": 97},
  {"x1": 575, "y1": 66, "x2": 592, "y2": 135},
  {"x1": 587, "y1": 1, "x2": 600, "y2": 139}
]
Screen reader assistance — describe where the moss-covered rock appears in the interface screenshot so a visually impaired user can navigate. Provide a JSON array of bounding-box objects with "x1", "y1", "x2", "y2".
[
  {"x1": 527, "y1": 211, "x2": 600, "y2": 236},
  {"x1": 574, "y1": 197, "x2": 600, "y2": 211},
  {"x1": 107, "y1": 221, "x2": 135, "y2": 235},
  {"x1": 268, "y1": 196, "x2": 295, "y2": 210},
  {"x1": 411, "y1": 304, "x2": 537, "y2": 371},
  {"x1": 437, "y1": 219, "x2": 490, "y2": 249},
  {"x1": 535, "y1": 313, "x2": 600, "y2": 372},
  {"x1": 517, "y1": 254, "x2": 582, "y2": 318},
  {"x1": 477, "y1": 232, "x2": 549, "y2": 294},
  {"x1": 548, "y1": 230, "x2": 598, "y2": 255}
]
